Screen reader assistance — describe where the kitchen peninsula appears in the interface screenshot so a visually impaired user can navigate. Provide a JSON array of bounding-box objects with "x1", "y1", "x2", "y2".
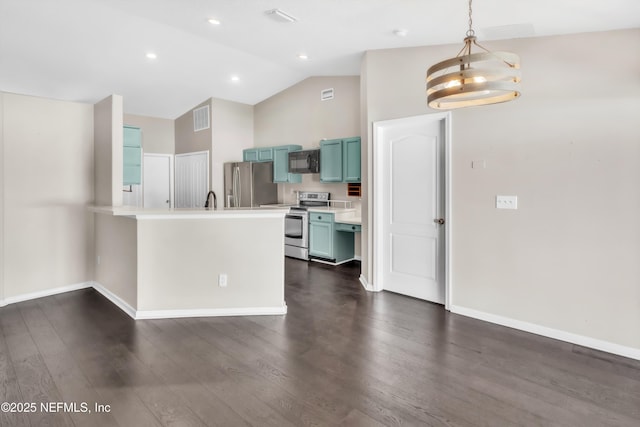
[{"x1": 91, "y1": 206, "x2": 288, "y2": 319}]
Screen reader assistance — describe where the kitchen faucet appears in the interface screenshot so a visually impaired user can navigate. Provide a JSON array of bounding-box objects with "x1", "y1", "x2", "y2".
[{"x1": 204, "y1": 190, "x2": 217, "y2": 209}]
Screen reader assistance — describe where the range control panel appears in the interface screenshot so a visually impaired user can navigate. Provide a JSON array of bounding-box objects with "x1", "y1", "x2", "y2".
[{"x1": 299, "y1": 192, "x2": 330, "y2": 202}]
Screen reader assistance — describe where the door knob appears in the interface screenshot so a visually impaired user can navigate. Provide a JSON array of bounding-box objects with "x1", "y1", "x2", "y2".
[{"x1": 434, "y1": 218, "x2": 445, "y2": 225}]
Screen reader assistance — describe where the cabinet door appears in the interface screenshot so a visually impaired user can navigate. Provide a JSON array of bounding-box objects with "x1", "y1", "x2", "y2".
[
  {"x1": 309, "y1": 221, "x2": 333, "y2": 259},
  {"x1": 243, "y1": 149, "x2": 259, "y2": 162},
  {"x1": 273, "y1": 147, "x2": 290, "y2": 183},
  {"x1": 342, "y1": 137, "x2": 361, "y2": 182},
  {"x1": 123, "y1": 146, "x2": 142, "y2": 185},
  {"x1": 320, "y1": 139, "x2": 343, "y2": 182},
  {"x1": 258, "y1": 148, "x2": 273, "y2": 161},
  {"x1": 123, "y1": 126, "x2": 142, "y2": 185},
  {"x1": 123, "y1": 126, "x2": 141, "y2": 147}
]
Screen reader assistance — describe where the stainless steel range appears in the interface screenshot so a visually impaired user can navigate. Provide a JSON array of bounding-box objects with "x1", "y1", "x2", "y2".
[{"x1": 284, "y1": 192, "x2": 330, "y2": 260}]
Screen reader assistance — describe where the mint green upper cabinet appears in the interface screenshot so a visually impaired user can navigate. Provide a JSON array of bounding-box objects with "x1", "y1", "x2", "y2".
[
  {"x1": 320, "y1": 139, "x2": 343, "y2": 182},
  {"x1": 273, "y1": 145, "x2": 302, "y2": 183},
  {"x1": 244, "y1": 145, "x2": 302, "y2": 183},
  {"x1": 123, "y1": 126, "x2": 142, "y2": 185},
  {"x1": 243, "y1": 149, "x2": 259, "y2": 162},
  {"x1": 257, "y1": 148, "x2": 273, "y2": 161},
  {"x1": 320, "y1": 137, "x2": 361, "y2": 183},
  {"x1": 243, "y1": 147, "x2": 273, "y2": 162},
  {"x1": 123, "y1": 126, "x2": 141, "y2": 148},
  {"x1": 342, "y1": 137, "x2": 361, "y2": 182}
]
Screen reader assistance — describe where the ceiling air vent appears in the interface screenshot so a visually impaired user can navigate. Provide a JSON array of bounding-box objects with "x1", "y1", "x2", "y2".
[
  {"x1": 193, "y1": 105, "x2": 210, "y2": 132},
  {"x1": 320, "y1": 88, "x2": 334, "y2": 101}
]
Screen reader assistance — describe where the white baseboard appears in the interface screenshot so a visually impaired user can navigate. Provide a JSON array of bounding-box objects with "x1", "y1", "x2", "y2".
[
  {"x1": 135, "y1": 305, "x2": 288, "y2": 320},
  {"x1": 310, "y1": 257, "x2": 356, "y2": 266},
  {"x1": 359, "y1": 274, "x2": 380, "y2": 292},
  {"x1": 0, "y1": 281, "x2": 286, "y2": 321},
  {"x1": 1, "y1": 282, "x2": 92, "y2": 308},
  {"x1": 91, "y1": 282, "x2": 137, "y2": 319},
  {"x1": 450, "y1": 304, "x2": 640, "y2": 362},
  {"x1": 91, "y1": 282, "x2": 287, "y2": 320}
]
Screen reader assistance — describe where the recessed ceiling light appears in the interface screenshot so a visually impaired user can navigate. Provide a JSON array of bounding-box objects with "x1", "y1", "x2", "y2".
[
  {"x1": 146, "y1": 52, "x2": 157, "y2": 59},
  {"x1": 393, "y1": 29, "x2": 409, "y2": 37},
  {"x1": 208, "y1": 18, "x2": 221, "y2": 25},
  {"x1": 266, "y1": 9, "x2": 298, "y2": 23},
  {"x1": 230, "y1": 75, "x2": 240, "y2": 82},
  {"x1": 298, "y1": 53, "x2": 309, "y2": 60}
]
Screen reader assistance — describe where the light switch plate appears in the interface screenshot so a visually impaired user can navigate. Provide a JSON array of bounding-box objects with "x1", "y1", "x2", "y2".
[
  {"x1": 496, "y1": 195, "x2": 518, "y2": 209},
  {"x1": 218, "y1": 273, "x2": 228, "y2": 287}
]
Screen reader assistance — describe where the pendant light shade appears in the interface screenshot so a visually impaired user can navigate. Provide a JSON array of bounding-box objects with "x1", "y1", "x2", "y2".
[{"x1": 426, "y1": 1, "x2": 521, "y2": 109}]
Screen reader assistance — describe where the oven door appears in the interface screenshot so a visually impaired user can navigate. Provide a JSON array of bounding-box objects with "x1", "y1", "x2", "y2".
[{"x1": 285, "y1": 213, "x2": 308, "y2": 248}]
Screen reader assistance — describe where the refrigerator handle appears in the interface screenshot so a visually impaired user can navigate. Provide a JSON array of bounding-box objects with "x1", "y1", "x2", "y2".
[
  {"x1": 232, "y1": 166, "x2": 238, "y2": 207},
  {"x1": 235, "y1": 166, "x2": 241, "y2": 207}
]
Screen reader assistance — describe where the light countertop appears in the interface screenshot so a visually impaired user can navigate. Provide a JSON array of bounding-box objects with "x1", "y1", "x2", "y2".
[
  {"x1": 307, "y1": 207, "x2": 362, "y2": 225},
  {"x1": 90, "y1": 205, "x2": 288, "y2": 219}
]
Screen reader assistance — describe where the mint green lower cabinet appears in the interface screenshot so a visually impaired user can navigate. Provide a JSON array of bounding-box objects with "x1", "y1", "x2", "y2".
[
  {"x1": 309, "y1": 212, "x2": 355, "y2": 263},
  {"x1": 335, "y1": 222, "x2": 361, "y2": 233},
  {"x1": 309, "y1": 221, "x2": 333, "y2": 259}
]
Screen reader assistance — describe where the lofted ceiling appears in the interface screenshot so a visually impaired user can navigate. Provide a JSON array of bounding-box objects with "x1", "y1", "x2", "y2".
[{"x1": 1, "y1": 0, "x2": 639, "y2": 119}]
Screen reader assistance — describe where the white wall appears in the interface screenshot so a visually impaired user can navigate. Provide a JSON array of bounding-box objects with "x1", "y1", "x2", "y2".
[
  {"x1": 1, "y1": 92, "x2": 94, "y2": 299},
  {"x1": 0, "y1": 93, "x2": 5, "y2": 303},
  {"x1": 211, "y1": 98, "x2": 254, "y2": 200},
  {"x1": 136, "y1": 216, "x2": 284, "y2": 311},
  {"x1": 124, "y1": 114, "x2": 175, "y2": 154},
  {"x1": 94, "y1": 95, "x2": 123, "y2": 206},
  {"x1": 94, "y1": 214, "x2": 137, "y2": 308},
  {"x1": 254, "y1": 76, "x2": 362, "y2": 255},
  {"x1": 362, "y1": 29, "x2": 640, "y2": 352},
  {"x1": 175, "y1": 97, "x2": 254, "y2": 205}
]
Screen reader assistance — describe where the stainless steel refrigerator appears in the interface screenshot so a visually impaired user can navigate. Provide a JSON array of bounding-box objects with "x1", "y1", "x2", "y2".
[{"x1": 223, "y1": 161, "x2": 278, "y2": 207}]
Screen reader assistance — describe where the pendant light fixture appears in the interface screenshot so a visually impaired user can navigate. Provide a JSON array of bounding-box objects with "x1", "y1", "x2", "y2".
[{"x1": 426, "y1": 0, "x2": 521, "y2": 109}]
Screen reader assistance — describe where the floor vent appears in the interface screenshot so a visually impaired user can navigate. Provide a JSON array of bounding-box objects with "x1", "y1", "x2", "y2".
[
  {"x1": 193, "y1": 105, "x2": 210, "y2": 132},
  {"x1": 320, "y1": 88, "x2": 334, "y2": 101}
]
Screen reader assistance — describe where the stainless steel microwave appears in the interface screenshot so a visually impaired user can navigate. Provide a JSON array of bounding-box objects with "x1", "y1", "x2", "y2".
[{"x1": 288, "y1": 149, "x2": 320, "y2": 174}]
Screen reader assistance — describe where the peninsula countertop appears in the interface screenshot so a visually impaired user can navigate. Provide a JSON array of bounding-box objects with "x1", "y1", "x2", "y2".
[{"x1": 89, "y1": 205, "x2": 289, "y2": 219}]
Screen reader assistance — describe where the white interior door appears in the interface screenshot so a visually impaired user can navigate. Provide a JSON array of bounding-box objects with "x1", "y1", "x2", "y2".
[
  {"x1": 143, "y1": 154, "x2": 172, "y2": 208},
  {"x1": 175, "y1": 151, "x2": 209, "y2": 208},
  {"x1": 374, "y1": 114, "x2": 447, "y2": 304}
]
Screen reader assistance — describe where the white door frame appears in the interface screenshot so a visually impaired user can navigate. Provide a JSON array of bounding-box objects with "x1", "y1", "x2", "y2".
[
  {"x1": 144, "y1": 153, "x2": 174, "y2": 208},
  {"x1": 372, "y1": 112, "x2": 453, "y2": 310}
]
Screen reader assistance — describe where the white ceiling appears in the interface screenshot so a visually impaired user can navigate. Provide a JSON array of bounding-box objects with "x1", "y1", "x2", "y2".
[{"x1": 1, "y1": 0, "x2": 638, "y2": 119}]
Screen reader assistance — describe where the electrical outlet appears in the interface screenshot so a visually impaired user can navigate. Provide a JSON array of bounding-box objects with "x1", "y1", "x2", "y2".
[
  {"x1": 496, "y1": 195, "x2": 518, "y2": 210},
  {"x1": 218, "y1": 273, "x2": 228, "y2": 287},
  {"x1": 97, "y1": 255, "x2": 101, "y2": 265}
]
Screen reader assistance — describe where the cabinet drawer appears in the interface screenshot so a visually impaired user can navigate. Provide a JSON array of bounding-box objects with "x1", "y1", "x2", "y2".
[
  {"x1": 335, "y1": 223, "x2": 361, "y2": 233},
  {"x1": 310, "y1": 212, "x2": 334, "y2": 223}
]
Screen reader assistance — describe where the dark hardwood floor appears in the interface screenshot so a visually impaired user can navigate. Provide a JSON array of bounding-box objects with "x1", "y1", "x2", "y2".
[{"x1": 1, "y1": 258, "x2": 639, "y2": 426}]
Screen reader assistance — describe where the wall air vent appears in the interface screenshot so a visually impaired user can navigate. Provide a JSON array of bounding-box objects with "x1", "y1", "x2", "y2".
[
  {"x1": 320, "y1": 88, "x2": 334, "y2": 101},
  {"x1": 193, "y1": 105, "x2": 210, "y2": 132}
]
